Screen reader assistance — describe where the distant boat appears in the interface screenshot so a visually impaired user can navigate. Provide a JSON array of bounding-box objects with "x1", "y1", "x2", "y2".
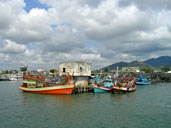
[
  {"x1": 0, "y1": 75, "x2": 9, "y2": 81},
  {"x1": 9, "y1": 75, "x2": 18, "y2": 81},
  {"x1": 9, "y1": 77, "x2": 18, "y2": 81},
  {"x1": 136, "y1": 75, "x2": 151, "y2": 85},
  {"x1": 111, "y1": 78, "x2": 136, "y2": 93},
  {"x1": 19, "y1": 72, "x2": 74, "y2": 95}
]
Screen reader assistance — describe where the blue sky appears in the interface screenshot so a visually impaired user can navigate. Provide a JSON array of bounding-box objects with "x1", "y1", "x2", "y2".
[{"x1": 24, "y1": 0, "x2": 49, "y2": 12}]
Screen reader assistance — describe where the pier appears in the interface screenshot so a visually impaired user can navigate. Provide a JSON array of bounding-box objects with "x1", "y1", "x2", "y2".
[{"x1": 72, "y1": 85, "x2": 94, "y2": 93}]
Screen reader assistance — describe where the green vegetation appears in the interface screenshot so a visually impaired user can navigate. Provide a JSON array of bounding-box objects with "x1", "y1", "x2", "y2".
[
  {"x1": 20, "y1": 66, "x2": 27, "y2": 72},
  {"x1": 162, "y1": 66, "x2": 170, "y2": 72},
  {"x1": 49, "y1": 69, "x2": 59, "y2": 76},
  {"x1": 0, "y1": 70, "x2": 19, "y2": 74},
  {"x1": 141, "y1": 68, "x2": 154, "y2": 73},
  {"x1": 104, "y1": 68, "x2": 109, "y2": 72},
  {"x1": 50, "y1": 69, "x2": 55, "y2": 73}
]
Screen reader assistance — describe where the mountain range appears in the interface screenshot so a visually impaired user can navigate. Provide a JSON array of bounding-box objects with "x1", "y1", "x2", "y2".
[{"x1": 102, "y1": 56, "x2": 171, "y2": 70}]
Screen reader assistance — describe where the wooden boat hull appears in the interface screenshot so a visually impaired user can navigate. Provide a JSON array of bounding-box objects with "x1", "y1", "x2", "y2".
[
  {"x1": 111, "y1": 86, "x2": 136, "y2": 93},
  {"x1": 93, "y1": 85, "x2": 111, "y2": 93},
  {"x1": 19, "y1": 85, "x2": 74, "y2": 95}
]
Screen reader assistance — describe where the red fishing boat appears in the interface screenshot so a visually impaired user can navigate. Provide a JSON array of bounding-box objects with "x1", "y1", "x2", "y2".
[
  {"x1": 112, "y1": 78, "x2": 136, "y2": 93},
  {"x1": 19, "y1": 71, "x2": 74, "y2": 95}
]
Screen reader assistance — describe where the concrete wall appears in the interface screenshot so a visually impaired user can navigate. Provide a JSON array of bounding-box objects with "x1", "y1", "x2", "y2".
[
  {"x1": 74, "y1": 76, "x2": 89, "y2": 87},
  {"x1": 59, "y1": 62, "x2": 91, "y2": 76}
]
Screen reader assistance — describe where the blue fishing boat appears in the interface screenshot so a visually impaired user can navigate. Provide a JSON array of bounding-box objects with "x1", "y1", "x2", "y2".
[
  {"x1": 93, "y1": 74, "x2": 113, "y2": 93},
  {"x1": 103, "y1": 74, "x2": 113, "y2": 86},
  {"x1": 93, "y1": 85, "x2": 111, "y2": 93},
  {"x1": 93, "y1": 79, "x2": 113, "y2": 93},
  {"x1": 136, "y1": 75, "x2": 151, "y2": 85}
]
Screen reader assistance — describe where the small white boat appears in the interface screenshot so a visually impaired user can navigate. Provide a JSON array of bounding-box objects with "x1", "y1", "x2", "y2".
[
  {"x1": 9, "y1": 77, "x2": 18, "y2": 81},
  {"x1": 9, "y1": 75, "x2": 18, "y2": 81}
]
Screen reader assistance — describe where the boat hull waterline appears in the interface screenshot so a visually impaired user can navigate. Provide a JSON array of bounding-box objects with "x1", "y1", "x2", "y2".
[
  {"x1": 93, "y1": 85, "x2": 111, "y2": 93},
  {"x1": 112, "y1": 86, "x2": 136, "y2": 93},
  {"x1": 136, "y1": 81, "x2": 152, "y2": 85},
  {"x1": 19, "y1": 85, "x2": 74, "y2": 95}
]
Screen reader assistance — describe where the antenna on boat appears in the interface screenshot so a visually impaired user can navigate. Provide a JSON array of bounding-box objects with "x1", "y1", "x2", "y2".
[{"x1": 100, "y1": 70, "x2": 102, "y2": 77}]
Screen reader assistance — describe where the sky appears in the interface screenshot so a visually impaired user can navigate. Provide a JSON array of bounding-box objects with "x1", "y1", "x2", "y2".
[{"x1": 0, "y1": 0, "x2": 171, "y2": 70}]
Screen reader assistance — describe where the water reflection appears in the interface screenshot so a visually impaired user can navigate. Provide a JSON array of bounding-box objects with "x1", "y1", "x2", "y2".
[
  {"x1": 20, "y1": 92, "x2": 74, "y2": 107},
  {"x1": 110, "y1": 92, "x2": 136, "y2": 102}
]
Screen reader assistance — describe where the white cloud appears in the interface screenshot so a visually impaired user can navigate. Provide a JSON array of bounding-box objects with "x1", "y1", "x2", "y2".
[
  {"x1": 39, "y1": 25, "x2": 85, "y2": 53},
  {"x1": 140, "y1": 26, "x2": 171, "y2": 40},
  {"x1": 25, "y1": 49, "x2": 35, "y2": 57},
  {"x1": 0, "y1": 40, "x2": 26, "y2": 54},
  {"x1": 0, "y1": 0, "x2": 171, "y2": 70},
  {"x1": 0, "y1": 0, "x2": 25, "y2": 29},
  {"x1": 119, "y1": 0, "x2": 171, "y2": 10},
  {"x1": 5, "y1": 8, "x2": 52, "y2": 43}
]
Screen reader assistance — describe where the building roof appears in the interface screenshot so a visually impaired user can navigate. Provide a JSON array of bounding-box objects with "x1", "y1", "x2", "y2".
[
  {"x1": 122, "y1": 67, "x2": 140, "y2": 72},
  {"x1": 59, "y1": 61, "x2": 92, "y2": 64}
]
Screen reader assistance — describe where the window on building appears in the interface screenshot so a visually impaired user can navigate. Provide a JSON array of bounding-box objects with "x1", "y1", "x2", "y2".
[
  {"x1": 80, "y1": 67, "x2": 82, "y2": 72},
  {"x1": 63, "y1": 68, "x2": 66, "y2": 73}
]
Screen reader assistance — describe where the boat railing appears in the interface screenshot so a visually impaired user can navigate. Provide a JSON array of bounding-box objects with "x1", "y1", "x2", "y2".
[{"x1": 23, "y1": 71, "x2": 74, "y2": 85}]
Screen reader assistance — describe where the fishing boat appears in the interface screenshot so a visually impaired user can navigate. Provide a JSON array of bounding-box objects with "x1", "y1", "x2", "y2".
[
  {"x1": 136, "y1": 75, "x2": 151, "y2": 85},
  {"x1": 111, "y1": 78, "x2": 136, "y2": 93},
  {"x1": 19, "y1": 72, "x2": 74, "y2": 95},
  {"x1": 103, "y1": 74, "x2": 113, "y2": 88},
  {"x1": 93, "y1": 84, "x2": 112, "y2": 93},
  {"x1": 93, "y1": 74, "x2": 113, "y2": 93}
]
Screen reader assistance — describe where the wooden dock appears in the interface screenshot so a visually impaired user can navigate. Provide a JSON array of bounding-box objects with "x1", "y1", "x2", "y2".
[{"x1": 72, "y1": 85, "x2": 94, "y2": 94}]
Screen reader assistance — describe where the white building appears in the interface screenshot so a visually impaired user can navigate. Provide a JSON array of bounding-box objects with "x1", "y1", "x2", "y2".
[{"x1": 59, "y1": 62, "x2": 92, "y2": 86}]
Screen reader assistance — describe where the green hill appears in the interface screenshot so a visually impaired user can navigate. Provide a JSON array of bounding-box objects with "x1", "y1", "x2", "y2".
[{"x1": 102, "y1": 56, "x2": 171, "y2": 70}]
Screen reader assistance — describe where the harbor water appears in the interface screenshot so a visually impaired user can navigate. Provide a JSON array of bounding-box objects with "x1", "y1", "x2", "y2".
[{"x1": 0, "y1": 81, "x2": 171, "y2": 128}]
